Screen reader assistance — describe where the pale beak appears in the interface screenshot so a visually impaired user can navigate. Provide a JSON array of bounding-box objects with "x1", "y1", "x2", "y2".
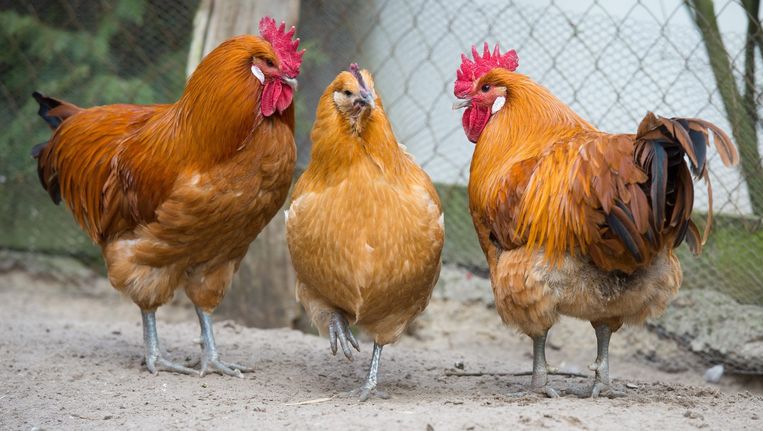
[
  {"x1": 452, "y1": 98, "x2": 471, "y2": 110},
  {"x1": 282, "y1": 76, "x2": 298, "y2": 91},
  {"x1": 359, "y1": 90, "x2": 376, "y2": 109}
]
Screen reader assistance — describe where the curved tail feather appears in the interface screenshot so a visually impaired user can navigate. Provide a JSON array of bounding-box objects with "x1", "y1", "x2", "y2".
[{"x1": 31, "y1": 92, "x2": 82, "y2": 204}]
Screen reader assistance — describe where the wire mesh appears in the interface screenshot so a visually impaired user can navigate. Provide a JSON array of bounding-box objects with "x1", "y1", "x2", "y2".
[{"x1": 0, "y1": 0, "x2": 761, "y2": 313}]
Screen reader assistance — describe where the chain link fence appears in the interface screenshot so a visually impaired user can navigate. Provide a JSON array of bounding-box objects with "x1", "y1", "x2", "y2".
[{"x1": 1, "y1": 0, "x2": 762, "y2": 339}]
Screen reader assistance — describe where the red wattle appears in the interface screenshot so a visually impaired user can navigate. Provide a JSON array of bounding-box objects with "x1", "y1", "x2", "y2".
[
  {"x1": 462, "y1": 105, "x2": 491, "y2": 143},
  {"x1": 276, "y1": 84, "x2": 293, "y2": 113},
  {"x1": 261, "y1": 81, "x2": 294, "y2": 117}
]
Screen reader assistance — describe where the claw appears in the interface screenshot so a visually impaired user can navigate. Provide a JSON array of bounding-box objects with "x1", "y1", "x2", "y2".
[
  {"x1": 328, "y1": 312, "x2": 359, "y2": 361},
  {"x1": 348, "y1": 386, "x2": 390, "y2": 402},
  {"x1": 329, "y1": 319, "x2": 338, "y2": 356},
  {"x1": 568, "y1": 382, "x2": 626, "y2": 398},
  {"x1": 146, "y1": 354, "x2": 200, "y2": 376},
  {"x1": 346, "y1": 326, "x2": 360, "y2": 352},
  {"x1": 200, "y1": 358, "x2": 251, "y2": 378},
  {"x1": 539, "y1": 385, "x2": 560, "y2": 398}
]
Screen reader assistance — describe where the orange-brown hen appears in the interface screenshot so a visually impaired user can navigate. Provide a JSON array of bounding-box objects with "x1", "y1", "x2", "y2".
[
  {"x1": 286, "y1": 64, "x2": 444, "y2": 400},
  {"x1": 32, "y1": 18, "x2": 304, "y2": 377},
  {"x1": 453, "y1": 44, "x2": 739, "y2": 397}
]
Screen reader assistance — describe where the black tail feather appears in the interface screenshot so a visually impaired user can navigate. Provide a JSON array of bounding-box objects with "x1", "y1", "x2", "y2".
[
  {"x1": 31, "y1": 92, "x2": 66, "y2": 205},
  {"x1": 634, "y1": 112, "x2": 739, "y2": 255},
  {"x1": 32, "y1": 91, "x2": 64, "y2": 129},
  {"x1": 650, "y1": 141, "x2": 668, "y2": 228},
  {"x1": 608, "y1": 201, "x2": 646, "y2": 262},
  {"x1": 675, "y1": 118, "x2": 708, "y2": 176},
  {"x1": 31, "y1": 141, "x2": 46, "y2": 158}
]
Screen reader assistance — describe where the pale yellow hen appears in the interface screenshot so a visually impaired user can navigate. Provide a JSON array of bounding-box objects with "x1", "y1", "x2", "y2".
[{"x1": 286, "y1": 64, "x2": 444, "y2": 401}]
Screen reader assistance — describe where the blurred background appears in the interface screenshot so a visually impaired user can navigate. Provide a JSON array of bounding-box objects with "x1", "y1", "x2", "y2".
[{"x1": 1, "y1": 0, "x2": 761, "y2": 378}]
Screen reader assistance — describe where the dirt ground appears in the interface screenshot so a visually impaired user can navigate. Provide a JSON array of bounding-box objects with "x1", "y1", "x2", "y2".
[{"x1": 2, "y1": 256, "x2": 762, "y2": 430}]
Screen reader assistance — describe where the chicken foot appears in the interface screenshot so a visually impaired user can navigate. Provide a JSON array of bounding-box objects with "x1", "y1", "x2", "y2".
[
  {"x1": 195, "y1": 306, "x2": 253, "y2": 378},
  {"x1": 348, "y1": 342, "x2": 390, "y2": 402},
  {"x1": 328, "y1": 312, "x2": 360, "y2": 360},
  {"x1": 530, "y1": 332, "x2": 560, "y2": 398},
  {"x1": 568, "y1": 323, "x2": 625, "y2": 398},
  {"x1": 142, "y1": 310, "x2": 199, "y2": 376}
]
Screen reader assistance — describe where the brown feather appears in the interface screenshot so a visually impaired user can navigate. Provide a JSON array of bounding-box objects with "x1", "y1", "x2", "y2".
[
  {"x1": 36, "y1": 35, "x2": 298, "y2": 314},
  {"x1": 287, "y1": 70, "x2": 443, "y2": 346},
  {"x1": 462, "y1": 67, "x2": 737, "y2": 355}
]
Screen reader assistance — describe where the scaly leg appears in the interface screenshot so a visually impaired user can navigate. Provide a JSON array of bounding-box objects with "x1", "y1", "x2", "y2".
[
  {"x1": 142, "y1": 310, "x2": 198, "y2": 376},
  {"x1": 568, "y1": 323, "x2": 625, "y2": 398},
  {"x1": 328, "y1": 312, "x2": 360, "y2": 360},
  {"x1": 349, "y1": 342, "x2": 390, "y2": 401},
  {"x1": 530, "y1": 332, "x2": 560, "y2": 398},
  {"x1": 196, "y1": 306, "x2": 253, "y2": 378}
]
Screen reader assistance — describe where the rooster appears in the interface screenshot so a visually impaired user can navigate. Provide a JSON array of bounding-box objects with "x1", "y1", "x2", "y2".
[
  {"x1": 31, "y1": 17, "x2": 304, "y2": 377},
  {"x1": 453, "y1": 44, "x2": 738, "y2": 397},
  {"x1": 286, "y1": 64, "x2": 444, "y2": 400}
]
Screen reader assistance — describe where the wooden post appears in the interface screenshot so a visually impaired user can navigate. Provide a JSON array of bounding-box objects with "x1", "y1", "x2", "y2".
[{"x1": 186, "y1": 0, "x2": 302, "y2": 328}]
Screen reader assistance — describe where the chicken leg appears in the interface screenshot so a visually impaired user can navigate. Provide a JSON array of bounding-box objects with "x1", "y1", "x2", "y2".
[
  {"x1": 349, "y1": 342, "x2": 390, "y2": 401},
  {"x1": 142, "y1": 310, "x2": 198, "y2": 375},
  {"x1": 568, "y1": 322, "x2": 625, "y2": 398},
  {"x1": 530, "y1": 332, "x2": 560, "y2": 398},
  {"x1": 196, "y1": 306, "x2": 253, "y2": 377},
  {"x1": 328, "y1": 312, "x2": 360, "y2": 360},
  {"x1": 196, "y1": 307, "x2": 254, "y2": 378}
]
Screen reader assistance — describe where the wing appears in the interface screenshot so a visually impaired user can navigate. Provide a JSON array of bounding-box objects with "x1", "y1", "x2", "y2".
[
  {"x1": 511, "y1": 131, "x2": 650, "y2": 271},
  {"x1": 37, "y1": 104, "x2": 173, "y2": 243}
]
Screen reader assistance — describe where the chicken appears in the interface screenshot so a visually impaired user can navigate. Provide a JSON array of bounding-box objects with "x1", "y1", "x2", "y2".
[
  {"x1": 31, "y1": 17, "x2": 304, "y2": 377},
  {"x1": 453, "y1": 44, "x2": 739, "y2": 397},
  {"x1": 286, "y1": 64, "x2": 444, "y2": 400}
]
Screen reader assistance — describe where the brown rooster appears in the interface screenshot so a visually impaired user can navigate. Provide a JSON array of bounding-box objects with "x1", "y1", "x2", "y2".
[
  {"x1": 32, "y1": 17, "x2": 304, "y2": 377},
  {"x1": 453, "y1": 44, "x2": 739, "y2": 397},
  {"x1": 286, "y1": 64, "x2": 444, "y2": 400}
]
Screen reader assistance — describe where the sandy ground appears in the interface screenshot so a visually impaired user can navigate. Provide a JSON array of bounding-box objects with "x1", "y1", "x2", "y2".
[{"x1": 1, "y1": 258, "x2": 762, "y2": 430}]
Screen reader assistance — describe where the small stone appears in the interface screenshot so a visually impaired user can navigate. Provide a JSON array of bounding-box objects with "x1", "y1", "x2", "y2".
[
  {"x1": 626, "y1": 383, "x2": 638, "y2": 389},
  {"x1": 454, "y1": 360, "x2": 465, "y2": 370},
  {"x1": 704, "y1": 364, "x2": 724, "y2": 384}
]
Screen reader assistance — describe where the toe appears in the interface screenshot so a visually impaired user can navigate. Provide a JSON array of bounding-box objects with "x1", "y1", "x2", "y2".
[
  {"x1": 358, "y1": 388, "x2": 371, "y2": 402},
  {"x1": 201, "y1": 360, "x2": 244, "y2": 378},
  {"x1": 156, "y1": 357, "x2": 200, "y2": 376},
  {"x1": 223, "y1": 361, "x2": 253, "y2": 373}
]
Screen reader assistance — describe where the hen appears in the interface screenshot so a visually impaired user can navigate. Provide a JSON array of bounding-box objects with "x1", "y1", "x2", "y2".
[
  {"x1": 286, "y1": 64, "x2": 444, "y2": 400},
  {"x1": 32, "y1": 17, "x2": 304, "y2": 377},
  {"x1": 453, "y1": 44, "x2": 739, "y2": 397}
]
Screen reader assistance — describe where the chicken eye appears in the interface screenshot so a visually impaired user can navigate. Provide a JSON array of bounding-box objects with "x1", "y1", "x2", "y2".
[
  {"x1": 343, "y1": 90, "x2": 352, "y2": 96},
  {"x1": 266, "y1": 59, "x2": 274, "y2": 67},
  {"x1": 481, "y1": 84, "x2": 491, "y2": 93}
]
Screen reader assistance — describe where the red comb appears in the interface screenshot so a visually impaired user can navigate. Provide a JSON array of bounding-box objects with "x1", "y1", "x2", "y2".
[
  {"x1": 454, "y1": 43, "x2": 518, "y2": 98},
  {"x1": 259, "y1": 16, "x2": 305, "y2": 78}
]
